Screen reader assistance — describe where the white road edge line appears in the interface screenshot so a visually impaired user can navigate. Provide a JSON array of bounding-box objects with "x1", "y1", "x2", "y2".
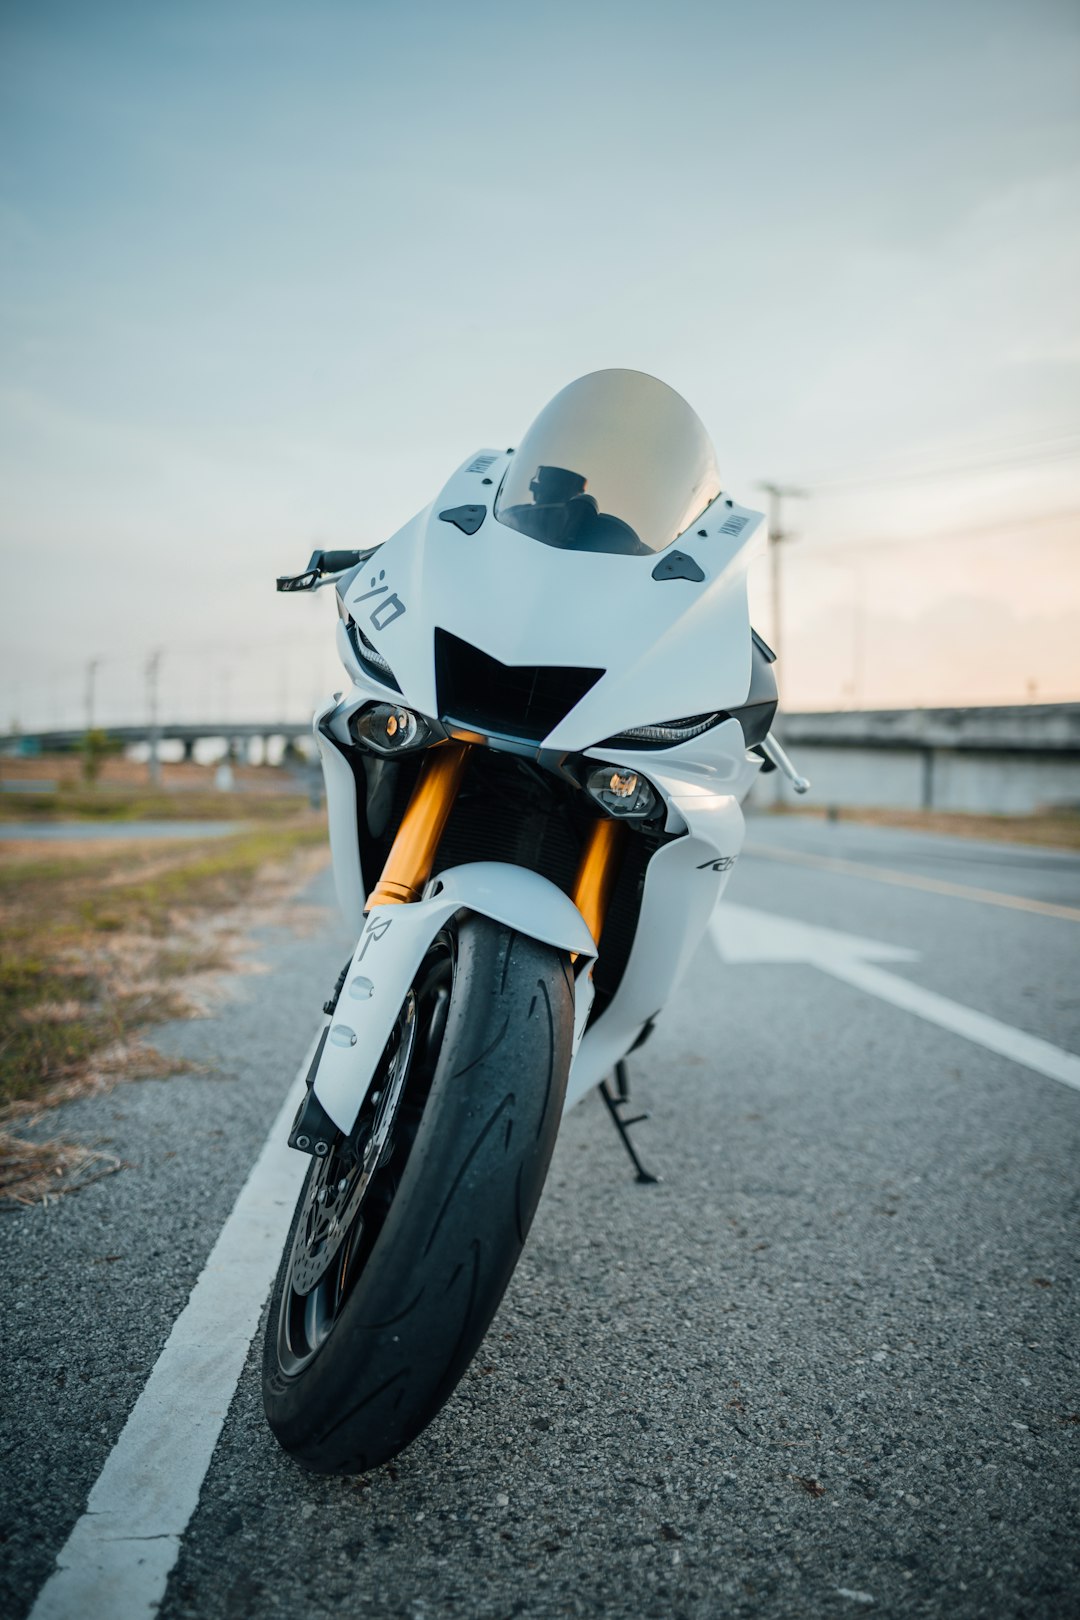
[{"x1": 29, "y1": 1031, "x2": 321, "y2": 1620}]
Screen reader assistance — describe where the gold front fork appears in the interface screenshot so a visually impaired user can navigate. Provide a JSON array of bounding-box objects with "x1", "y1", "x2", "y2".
[
  {"x1": 365, "y1": 742, "x2": 472, "y2": 910},
  {"x1": 570, "y1": 814, "x2": 627, "y2": 950},
  {"x1": 364, "y1": 741, "x2": 626, "y2": 954}
]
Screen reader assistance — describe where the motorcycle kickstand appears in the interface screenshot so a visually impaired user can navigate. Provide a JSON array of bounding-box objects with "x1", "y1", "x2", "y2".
[{"x1": 597, "y1": 1061, "x2": 660, "y2": 1185}]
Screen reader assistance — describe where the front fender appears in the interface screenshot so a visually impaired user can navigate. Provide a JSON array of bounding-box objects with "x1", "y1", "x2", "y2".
[{"x1": 311, "y1": 862, "x2": 596, "y2": 1137}]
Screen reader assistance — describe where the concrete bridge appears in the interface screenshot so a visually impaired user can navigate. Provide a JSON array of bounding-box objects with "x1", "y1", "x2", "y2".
[
  {"x1": 777, "y1": 703, "x2": 1080, "y2": 813},
  {"x1": 0, "y1": 721, "x2": 313, "y2": 763},
  {"x1": 3, "y1": 704, "x2": 1079, "y2": 813}
]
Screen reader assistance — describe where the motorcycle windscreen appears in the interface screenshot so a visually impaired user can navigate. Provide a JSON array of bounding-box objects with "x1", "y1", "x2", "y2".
[{"x1": 493, "y1": 368, "x2": 721, "y2": 557}]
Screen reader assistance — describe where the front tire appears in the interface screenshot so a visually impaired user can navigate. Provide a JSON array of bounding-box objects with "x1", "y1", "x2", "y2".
[{"x1": 262, "y1": 914, "x2": 574, "y2": 1475}]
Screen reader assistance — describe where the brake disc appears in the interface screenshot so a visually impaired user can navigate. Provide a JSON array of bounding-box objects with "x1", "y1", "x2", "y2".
[{"x1": 288, "y1": 993, "x2": 416, "y2": 1297}]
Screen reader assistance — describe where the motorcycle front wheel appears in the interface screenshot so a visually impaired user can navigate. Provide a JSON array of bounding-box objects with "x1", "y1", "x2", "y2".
[{"x1": 262, "y1": 913, "x2": 574, "y2": 1475}]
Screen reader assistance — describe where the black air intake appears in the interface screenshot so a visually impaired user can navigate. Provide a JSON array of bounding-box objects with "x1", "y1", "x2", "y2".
[{"x1": 434, "y1": 629, "x2": 604, "y2": 743}]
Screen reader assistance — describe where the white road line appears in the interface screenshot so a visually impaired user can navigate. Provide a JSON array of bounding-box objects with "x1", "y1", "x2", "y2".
[
  {"x1": 30, "y1": 1033, "x2": 319, "y2": 1620},
  {"x1": 711, "y1": 903, "x2": 1080, "y2": 1094},
  {"x1": 817, "y1": 954, "x2": 1080, "y2": 1093}
]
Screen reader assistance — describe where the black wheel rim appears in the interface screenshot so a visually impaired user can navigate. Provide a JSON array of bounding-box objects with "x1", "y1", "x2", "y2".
[{"x1": 276, "y1": 930, "x2": 454, "y2": 1378}]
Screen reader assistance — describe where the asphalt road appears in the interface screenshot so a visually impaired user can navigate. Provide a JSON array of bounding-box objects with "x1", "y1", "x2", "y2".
[{"x1": 2, "y1": 815, "x2": 1077, "y2": 1619}]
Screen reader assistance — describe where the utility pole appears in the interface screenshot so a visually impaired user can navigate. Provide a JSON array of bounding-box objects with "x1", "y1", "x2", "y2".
[
  {"x1": 757, "y1": 483, "x2": 806, "y2": 807},
  {"x1": 757, "y1": 482, "x2": 807, "y2": 673},
  {"x1": 146, "y1": 650, "x2": 162, "y2": 787},
  {"x1": 851, "y1": 561, "x2": 866, "y2": 708},
  {"x1": 85, "y1": 658, "x2": 100, "y2": 734}
]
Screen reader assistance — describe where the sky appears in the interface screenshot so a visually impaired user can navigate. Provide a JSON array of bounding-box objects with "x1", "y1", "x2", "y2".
[{"x1": 1, "y1": 0, "x2": 1078, "y2": 731}]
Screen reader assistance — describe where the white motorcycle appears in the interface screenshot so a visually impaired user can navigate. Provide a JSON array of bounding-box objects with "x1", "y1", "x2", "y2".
[{"x1": 264, "y1": 368, "x2": 807, "y2": 1474}]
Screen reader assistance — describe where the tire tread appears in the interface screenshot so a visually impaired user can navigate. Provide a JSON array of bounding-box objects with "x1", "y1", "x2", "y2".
[{"x1": 262, "y1": 916, "x2": 573, "y2": 1475}]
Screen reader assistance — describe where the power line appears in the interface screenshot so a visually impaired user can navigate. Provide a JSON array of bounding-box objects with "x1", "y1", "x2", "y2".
[
  {"x1": 788, "y1": 506, "x2": 1080, "y2": 561},
  {"x1": 798, "y1": 437, "x2": 1080, "y2": 493}
]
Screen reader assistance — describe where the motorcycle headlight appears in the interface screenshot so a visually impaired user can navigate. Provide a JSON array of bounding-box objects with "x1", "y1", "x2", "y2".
[
  {"x1": 601, "y1": 711, "x2": 723, "y2": 748},
  {"x1": 337, "y1": 598, "x2": 401, "y2": 692},
  {"x1": 585, "y1": 764, "x2": 658, "y2": 820},
  {"x1": 350, "y1": 702, "x2": 439, "y2": 756}
]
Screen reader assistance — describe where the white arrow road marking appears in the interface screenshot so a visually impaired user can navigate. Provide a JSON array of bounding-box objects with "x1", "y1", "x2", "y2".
[
  {"x1": 29, "y1": 1033, "x2": 319, "y2": 1620},
  {"x1": 711, "y1": 902, "x2": 1080, "y2": 1094}
]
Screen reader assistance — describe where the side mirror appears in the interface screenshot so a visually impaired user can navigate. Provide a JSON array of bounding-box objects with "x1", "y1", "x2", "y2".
[{"x1": 277, "y1": 549, "x2": 366, "y2": 593}]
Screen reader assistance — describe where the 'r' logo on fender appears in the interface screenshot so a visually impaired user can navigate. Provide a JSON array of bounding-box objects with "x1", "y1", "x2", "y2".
[{"x1": 358, "y1": 914, "x2": 393, "y2": 960}]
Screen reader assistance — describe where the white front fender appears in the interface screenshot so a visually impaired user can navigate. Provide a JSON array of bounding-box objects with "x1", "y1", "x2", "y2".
[{"x1": 312, "y1": 862, "x2": 597, "y2": 1136}]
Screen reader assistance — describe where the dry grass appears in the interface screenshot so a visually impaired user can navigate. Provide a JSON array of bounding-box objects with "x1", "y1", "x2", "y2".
[
  {"x1": 762, "y1": 803, "x2": 1080, "y2": 851},
  {"x1": 0, "y1": 811, "x2": 329, "y2": 1206},
  {"x1": 0, "y1": 1129, "x2": 124, "y2": 1207}
]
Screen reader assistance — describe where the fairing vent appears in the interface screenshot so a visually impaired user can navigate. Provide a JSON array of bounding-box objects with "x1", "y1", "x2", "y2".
[{"x1": 434, "y1": 629, "x2": 604, "y2": 743}]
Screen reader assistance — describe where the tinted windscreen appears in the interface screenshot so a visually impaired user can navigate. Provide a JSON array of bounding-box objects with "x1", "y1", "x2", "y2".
[{"x1": 494, "y1": 369, "x2": 721, "y2": 556}]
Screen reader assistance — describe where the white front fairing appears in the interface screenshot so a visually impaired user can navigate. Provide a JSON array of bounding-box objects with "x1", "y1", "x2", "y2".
[
  {"x1": 311, "y1": 448, "x2": 767, "y2": 1129},
  {"x1": 341, "y1": 450, "x2": 765, "y2": 750}
]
